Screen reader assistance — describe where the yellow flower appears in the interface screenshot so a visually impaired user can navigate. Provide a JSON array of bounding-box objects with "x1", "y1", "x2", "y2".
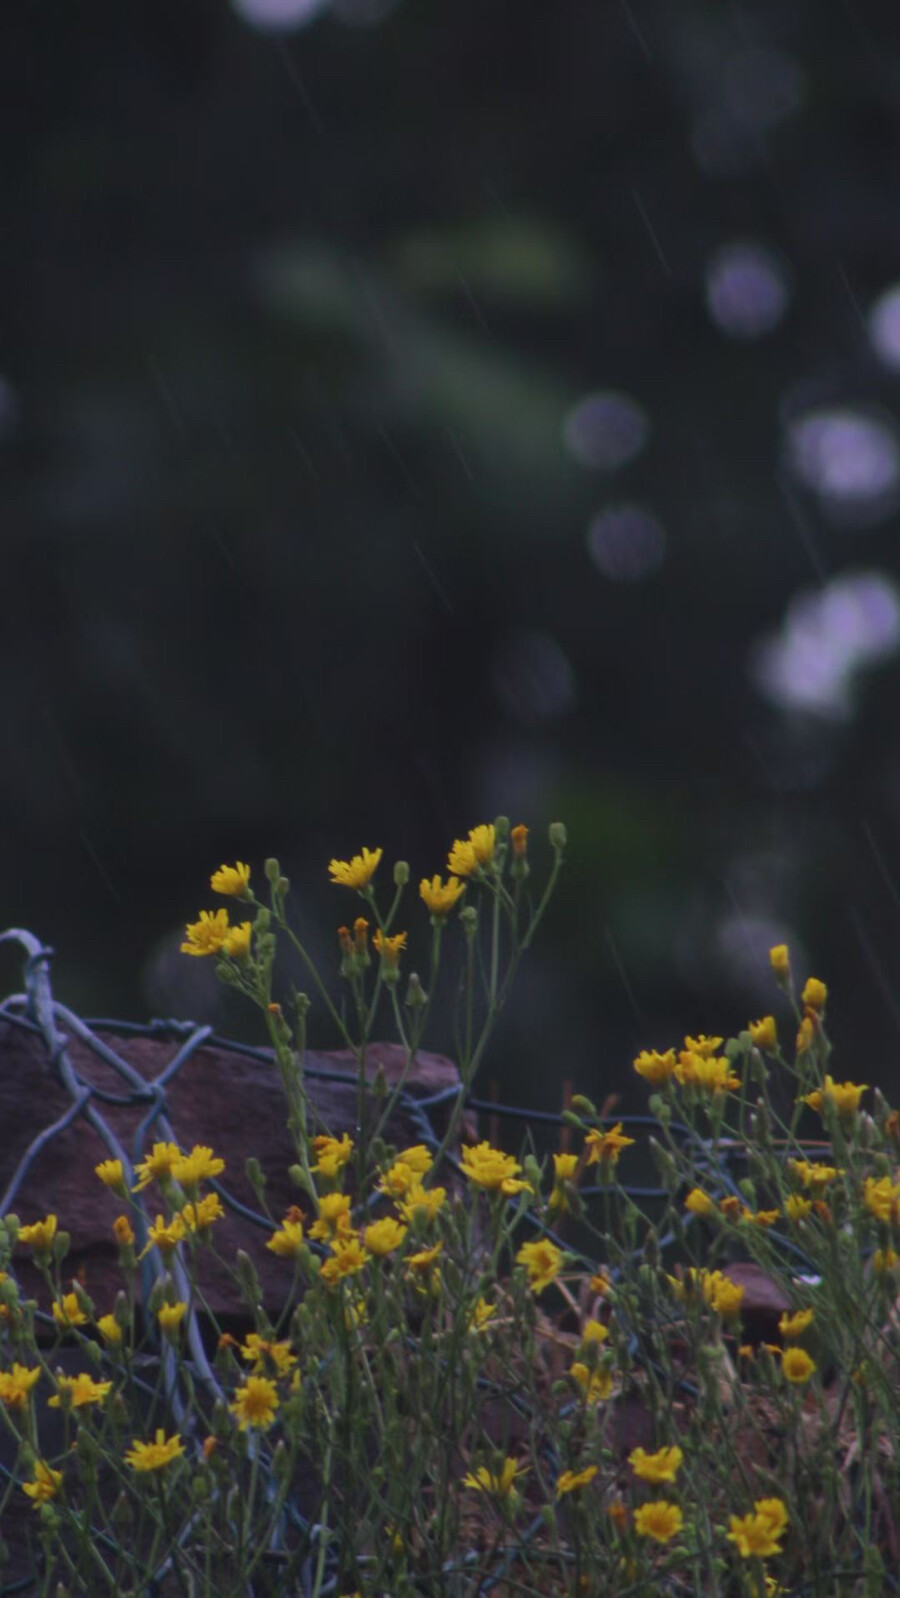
[
  {"x1": 181, "y1": 908, "x2": 231, "y2": 957},
  {"x1": 266, "y1": 1218, "x2": 305, "y2": 1258},
  {"x1": 632, "y1": 1048, "x2": 676, "y2": 1085},
  {"x1": 788, "y1": 1159, "x2": 840, "y2": 1190},
  {"x1": 749, "y1": 1015, "x2": 778, "y2": 1050},
  {"x1": 319, "y1": 1236, "x2": 370, "y2": 1284},
  {"x1": 556, "y1": 1464, "x2": 598, "y2": 1497},
  {"x1": 16, "y1": 1215, "x2": 58, "y2": 1252},
  {"x1": 231, "y1": 1375, "x2": 279, "y2": 1431},
  {"x1": 419, "y1": 874, "x2": 466, "y2": 915},
  {"x1": 461, "y1": 1142, "x2": 532, "y2": 1195},
  {"x1": 210, "y1": 861, "x2": 251, "y2": 897},
  {"x1": 447, "y1": 824, "x2": 496, "y2": 878},
  {"x1": 516, "y1": 1238, "x2": 564, "y2": 1294},
  {"x1": 222, "y1": 921, "x2": 252, "y2": 959},
  {"x1": 363, "y1": 1217, "x2": 408, "y2": 1256},
  {"x1": 684, "y1": 1187, "x2": 716, "y2": 1218},
  {"x1": 629, "y1": 1445, "x2": 683, "y2": 1484},
  {"x1": 181, "y1": 1193, "x2": 225, "y2": 1233},
  {"x1": 394, "y1": 1144, "x2": 433, "y2": 1176},
  {"x1": 728, "y1": 1498, "x2": 788, "y2": 1558},
  {"x1": 801, "y1": 976, "x2": 827, "y2": 1011},
  {"x1": 873, "y1": 1247, "x2": 899, "y2": 1275},
  {"x1": 581, "y1": 1318, "x2": 608, "y2": 1346},
  {"x1": 48, "y1": 1372, "x2": 112, "y2": 1408},
  {"x1": 328, "y1": 848, "x2": 383, "y2": 890},
  {"x1": 52, "y1": 1293, "x2": 88, "y2": 1329},
  {"x1": 633, "y1": 1501, "x2": 683, "y2": 1544},
  {"x1": 22, "y1": 1461, "x2": 62, "y2": 1507},
  {"x1": 372, "y1": 928, "x2": 407, "y2": 968},
  {"x1": 462, "y1": 1456, "x2": 526, "y2": 1498},
  {"x1": 309, "y1": 1193, "x2": 353, "y2": 1242},
  {"x1": 398, "y1": 1183, "x2": 446, "y2": 1225},
  {"x1": 0, "y1": 1364, "x2": 41, "y2": 1409},
  {"x1": 796, "y1": 1014, "x2": 815, "y2": 1054},
  {"x1": 470, "y1": 1297, "x2": 497, "y2": 1332},
  {"x1": 707, "y1": 1273, "x2": 744, "y2": 1321},
  {"x1": 311, "y1": 1133, "x2": 354, "y2": 1179},
  {"x1": 675, "y1": 1052, "x2": 740, "y2": 1094},
  {"x1": 570, "y1": 1361, "x2": 613, "y2": 1403},
  {"x1": 95, "y1": 1159, "x2": 126, "y2": 1192},
  {"x1": 113, "y1": 1214, "x2": 135, "y2": 1247},
  {"x1": 132, "y1": 1141, "x2": 182, "y2": 1191},
  {"x1": 240, "y1": 1334, "x2": 297, "y2": 1376},
  {"x1": 863, "y1": 1174, "x2": 900, "y2": 1223},
  {"x1": 683, "y1": 1034, "x2": 724, "y2": 1057},
  {"x1": 171, "y1": 1144, "x2": 226, "y2": 1188},
  {"x1": 584, "y1": 1123, "x2": 635, "y2": 1166},
  {"x1": 125, "y1": 1429, "x2": 185, "y2": 1472},
  {"x1": 552, "y1": 1152, "x2": 578, "y2": 1183},
  {"x1": 769, "y1": 944, "x2": 790, "y2": 977},
  {"x1": 802, "y1": 1075, "x2": 867, "y2": 1118},
  {"x1": 406, "y1": 1240, "x2": 443, "y2": 1273},
  {"x1": 139, "y1": 1214, "x2": 187, "y2": 1259},
  {"x1": 742, "y1": 1208, "x2": 780, "y2": 1228},
  {"x1": 157, "y1": 1302, "x2": 188, "y2": 1334},
  {"x1": 784, "y1": 1194, "x2": 813, "y2": 1222},
  {"x1": 778, "y1": 1308, "x2": 814, "y2": 1339},
  {"x1": 96, "y1": 1313, "x2": 123, "y2": 1345},
  {"x1": 781, "y1": 1347, "x2": 816, "y2": 1383}
]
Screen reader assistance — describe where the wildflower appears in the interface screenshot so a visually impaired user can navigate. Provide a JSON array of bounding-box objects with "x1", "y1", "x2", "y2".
[
  {"x1": 802, "y1": 1076, "x2": 867, "y2": 1118},
  {"x1": 784, "y1": 1194, "x2": 813, "y2": 1222},
  {"x1": 552, "y1": 1151, "x2": 578, "y2": 1183},
  {"x1": 0, "y1": 1364, "x2": 41, "y2": 1409},
  {"x1": 16, "y1": 1215, "x2": 58, "y2": 1253},
  {"x1": 96, "y1": 1313, "x2": 123, "y2": 1345},
  {"x1": 629, "y1": 1445, "x2": 684, "y2": 1484},
  {"x1": 796, "y1": 1015, "x2": 815, "y2": 1054},
  {"x1": 22, "y1": 1461, "x2": 62, "y2": 1507},
  {"x1": 133, "y1": 1141, "x2": 182, "y2": 1191},
  {"x1": 683, "y1": 1034, "x2": 724, "y2": 1057},
  {"x1": 461, "y1": 1142, "x2": 532, "y2": 1195},
  {"x1": 556, "y1": 1464, "x2": 598, "y2": 1496},
  {"x1": 707, "y1": 1273, "x2": 744, "y2": 1321},
  {"x1": 778, "y1": 1307, "x2": 814, "y2": 1339},
  {"x1": 363, "y1": 1217, "x2": 408, "y2": 1256},
  {"x1": 171, "y1": 1144, "x2": 226, "y2": 1188},
  {"x1": 607, "y1": 1500, "x2": 629, "y2": 1532},
  {"x1": 222, "y1": 921, "x2": 252, "y2": 959},
  {"x1": 181, "y1": 1193, "x2": 225, "y2": 1232},
  {"x1": 394, "y1": 1144, "x2": 433, "y2": 1176},
  {"x1": 581, "y1": 1318, "x2": 608, "y2": 1346},
  {"x1": 398, "y1": 1183, "x2": 446, "y2": 1225},
  {"x1": 210, "y1": 862, "x2": 251, "y2": 897},
  {"x1": 789, "y1": 1159, "x2": 840, "y2": 1190},
  {"x1": 113, "y1": 1214, "x2": 135, "y2": 1247},
  {"x1": 266, "y1": 1218, "x2": 305, "y2": 1258},
  {"x1": 95, "y1": 1159, "x2": 126, "y2": 1192},
  {"x1": 447, "y1": 824, "x2": 496, "y2": 878},
  {"x1": 633, "y1": 1501, "x2": 683, "y2": 1544},
  {"x1": 590, "y1": 1269, "x2": 611, "y2": 1296},
  {"x1": 781, "y1": 1347, "x2": 816, "y2": 1383},
  {"x1": 684, "y1": 1188, "x2": 716, "y2": 1218},
  {"x1": 584, "y1": 1123, "x2": 635, "y2": 1166},
  {"x1": 309, "y1": 1193, "x2": 353, "y2": 1242},
  {"x1": 181, "y1": 909, "x2": 231, "y2": 957},
  {"x1": 743, "y1": 1207, "x2": 780, "y2": 1228},
  {"x1": 52, "y1": 1293, "x2": 88, "y2": 1329},
  {"x1": 231, "y1": 1375, "x2": 279, "y2": 1431},
  {"x1": 873, "y1": 1247, "x2": 899, "y2": 1275},
  {"x1": 328, "y1": 848, "x2": 383, "y2": 890},
  {"x1": 749, "y1": 1016, "x2": 778, "y2": 1050},
  {"x1": 675, "y1": 1052, "x2": 740, "y2": 1094},
  {"x1": 240, "y1": 1334, "x2": 297, "y2": 1375},
  {"x1": 139, "y1": 1214, "x2": 187, "y2": 1260},
  {"x1": 516, "y1": 1238, "x2": 564, "y2": 1294},
  {"x1": 157, "y1": 1302, "x2": 188, "y2": 1335},
  {"x1": 419, "y1": 874, "x2": 465, "y2": 916},
  {"x1": 728, "y1": 1498, "x2": 788, "y2": 1559},
  {"x1": 407, "y1": 1240, "x2": 443, "y2": 1273},
  {"x1": 311, "y1": 1133, "x2": 354, "y2": 1180},
  {"x1": 462, "y1": 1456, "x2": 527, "y2": 1498},
  {"x1": 863, "y1": 1174, "x2": 900, "y2": 1223},
  {"x1": 125, "y1": 1429, "x2": 185, "y2": 1472},
  {"x1": 632, "y1": 1049, "x2": 676, "y2": 1085},
  {"x1": 570, "y1": 1361, "x2": 613, "y2": 1403},
  {"x1": 353, "y1": 917, "x2": 369, "y2": 955},
  {"x1": 801, "y1": 977, "x2": 827, "y2": 1012},
  {"x1": 372, "y1": 929, "x2": 407, "y2": 969},
  {"x1": 769, "y1": 944, "x2": 790, "y2": 978},
  {"x1": 719, "y1": 1196, "x2": 741, "y2": 1220},
  {"x1": 510, "y1": 823, "x2": 528, "y2": 856},
  {"x1": 319, "y1": 1236, "x2": 370, "y2": 1284},
  {"x1": 48, "y1": 1373, "x2": 113, "y2": 1408},
  {"x1": 470, "y1": 1297, "x2": 497, "y2": 1332}
]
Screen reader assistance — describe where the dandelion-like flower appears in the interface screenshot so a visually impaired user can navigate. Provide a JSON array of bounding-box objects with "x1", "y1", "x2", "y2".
[
  {"x1": 372, "y1": 929, "x2": 407, "y2": 967},
  {"x1": 863, "y1": 1174, "x2": 900, "y2": 1223},
  {"x1": 125, "y1": 1429, "x2": 185, "y2": 1473},
  {"x1": 363, "y1": 1217, "x2": 408, "y2": 1257},
  {"x1": 181, "y1": 1193, "x2": 225, "y2": 1233},
  {"x1": 231, "y1": 1375, "x2": 279, "y2": 1431},
  {"x1": 181, "y1": 909, "x2": 231, "y2": 957},
  {"x1": 240, "y1": 1334, "x2": 297, "y2": 1376},
  {"x1": 633, "y1": 1501, "x2": 683, "y2": 1543},
  {"x1": 447, "y1": 824, "x2": 496, "y2": 878},
  {"x1": 802, "y1": 1075, "x2": 867, "y2": 1118},
  {"x1": 0, "y1": 1364, "x2": 41, "y2": 1410},
  {"x1": 629, "y1": 1445, "x2": 684, "y2": 1484},
  {"x1": 311, "y1": 1133, "x2": 354, "y2": 1180},
  {"x1": 462, "y1": 1456, "x2": 527, "y2": 1498},
  {"x1": 95, "y1": 1159, "x2": 126, "y2": 1192},
  {"x1": 461, "y1": 1142, "x2": 532, "y2": 1195},
  {"x1": 419, "y1": 874, "x2": 466, "y2": 915},
  {"x1": 684, "y1": 1188, "x2": 716, "y2": 1217},
  {"x1": 584, "y1": 1123, "x2": 635, "y2": 1166},
  {"x1": 515, "y1": 1238, "x2": 564, "y2": 1294},
  {"x1": 266, "y1": 1218, "x2": 305, "y2": 1258},
  {"x1": 48, "y1": 1373, "x2": 113, "y2": 1408},
  {"x1": 319, "y1": 1236, "x2": 369, "y2": 1284},
  {"x1": 222, "y1": 921, "x2": 253, "y2": 959},
  {"x1": 781, "y1": 1347, "x2": 815, "y2": 1384},
  {"x1": 22, "y1": 1461, "x2": 62, "y2": 1507},
  {"x1": 139, "y1": 1214, "x2": 187, "y2": 1259},
  {"x1": 309, "y1": 1193, "x2": 352, "y2": 1242},
  {"x1": 633, "y1": 1049, "x2": 676, "y2": 1085},
  {"x1": 778, "y1": 1308, "x2": 814, "y2": 1339},
  {"x1": 171, "y1": 1144, "x2": 226, "y2": 1188},
  {"x1": 801, "y1": 976, "x2": 827, "y2": 1011},
  {"x1": 96, "y1": 1312, "x2": 124, "y2": 1345},
  {"x1": 727, "y1": 1498, "x2": 788, "y2": 1558},
  {"x1": 570, "y1": 1360, "x2": 613, "y2": 1403},
  {"x1": 52, "y1": 1293, "x2": 88, "y2": 1330},
  {"x1": 328, "y1": 848, "x2": 383, "y2": 890},
  {"x1": 749, "y1": 1016, "x2": 778, "y2": 1050},
  {"x1": 556, "y1": 1464, "x2": 598, "y2": 1497},
  {"x1": 210, "y1": 862, "x2": 251, "y2": 897},
  {"x1": 16, "y1": 1215, "x2": 58, "y2": 1252},
  {"x1": 157, "y1": 1302, "x2": 188, "y2": 1335},
  {"x1": 132, "y1": 1141, "x2": 183, "y2": 1191}
]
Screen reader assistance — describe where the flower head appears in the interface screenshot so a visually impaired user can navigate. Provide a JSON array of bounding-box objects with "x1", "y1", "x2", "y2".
[
  {"x1": 171, "y1": 1144, "x2": 225, "y2": 1189},
  {"x1": 96, "y1": 1313, "x2": 123, "y2": 1345},
  {"x1": 52, "y1": 1293, "x2": 88, "y2": 1330},
  {"x1": 328, "y1": 848, "x2": 383, "y2": 890},
  {"x1": 789, "y1": 1159, "x2": 840, "y2": 1190},
  {"x1": 633, "y1": 1049, "x2": 677, "y2": 1085},
  {"x1": 683, "y1": 1033, "x2": 724, "y2": 1057},
  {"x1": 223, "y1": 921, "x2": 253, "y2": 959},
  {"x1": 48, "y1": 1372, "x2": 113, "y2": 1409},
  {"x1": 769, "y1": 944, "x2": 790, "y2": 977},
  {"x1": 319, "y1": 1236, "x2": 369, "y2": 1285},
  {"x1": 125, "y1": 1428, "x2": 185, "y2": 1472},
  {"x1": 210, "y1": 862, "x2": 251, "y2": 897},
  {"x1": 139, "y1": 1214, "x2": 187, "y2": 1260},
  {"x1": 556, "y1": 1464, "x2": 598, "y2": 1497},
  {"x1": 462, "y1": 1456, "x2": 527, "y2": 1498},
  {"x1": 372, "y1": 929, "x2": 407, "y2": 968},
  {"x1": 684, "y1": 1187, "x2": 716, "y2": 1218},
  {"x1": 95, "y1": 1159, "x2": 126, "y2": 1192},
  {"x1": 470, "y1": 1297, "x2": 497, "y2": 1333},
  {"x1": 0, "y1": 1363, "x2": 41, "y2": 1409},
  {"x1": 157, "y1": 1302, "x2": 188, "y2": 1335},
  {"x1": 516, "y1": 1238, "x2": 564, "y2": 1294},
  {"x1": 181, "y1": 909, "x2": 231, "y2": 957},
  {"x1": 231, "y1": 1375, "x2": 279, "y2": 1431},
  {"x1": 802, "y1": 1075, "x2": 867, "y2": 1118},
  {"x1": 863, "y1": 1174, "x2": 900, "y2": 1223},
  {"x1": 570, "y1": 1361, "x2": 613, "y2": 1403},
  {"x1": 133, "y1": 1141, "x2": 182, "y2": 1191},
  {"x1": 633, "y1": 1501, "x2": 683, "y2": 1544},
  {"x1": 309, "y1": 1192, "x2": 353, "y2": 1242},
  {"x1": 311, "y1": 1134, "x2": 354, "y2": 1180},
  {"x1": 16, "y1": 1215, "x2": 58, "y2": 1253},
  {"x1": 240, "y1": 1333, "x2": 297, "y2": 1376},
  {"x1": 419, "y1": 874, "x2": 466, "y2": 916},
  {"x1": 181, "y1": 1193, "x2": 225, "y2": 1233},
  {"x1": 447, "y1": 824, "x2": 496, "y2": 878},
  {"x1": 781, "y1": 1347, "x2": 816, "y2": 1383},
  {"x1": 584, "y1": 1123, "x2": 635, "y2": 1166},
  {"x1": 778, "y1": 1307, "x2": 814, "y2": 1339},
  {"x1": 22, "y1": 1460, "x2": 62, "y2": 1507},
  {"x1": 629, "y1": 1445, "x2": 684, "y2": 1484},
  {"x1": 113, "y1": 1214, "x2": 135, "y2": 1247},
  {"x1": 266, "y1": 1218, "x2": 305, "y2": 1258},
  {"x1": 363, "y1": 1217, "x2": 408, "y2": 1257},
  {"x1": 675, "y1": 1052, "x2": 740, "y2": 1094},
  {"x1": 728, "y1": 1499, "x2": 788, "y2": 1558},
  {"x1": 461, "y1": 1142, "x2": 531, "y2": 1195},
  {"x1": 801, "y1": 977, "x2": 827, "y2": 1011},
  {"x1": 749, "y1": 1016, "x2": 778, "y2": 1050}
]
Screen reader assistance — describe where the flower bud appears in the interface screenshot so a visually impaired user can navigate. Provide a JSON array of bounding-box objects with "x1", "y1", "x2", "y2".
[
  {"x1": 264, "y1": 858, "x2": 281, "y2": 884},
  {"x1": 404, "y1": 972, "x2": 428, "y2": 1009},
  {"x1": 245, "y1": 1157, "x2": 266, "y2": 1201},
  {"x1": 393, "y1": 860, "x2": 410, "y2": 887},
  {"x1": 548, "y1": 821, "x2": 567, "y2": 852}
]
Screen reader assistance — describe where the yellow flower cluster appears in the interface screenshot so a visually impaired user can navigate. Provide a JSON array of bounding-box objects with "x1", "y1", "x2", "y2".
[{"x1": 727, "y1": 1497, "x2": 788, "y2": 1559}]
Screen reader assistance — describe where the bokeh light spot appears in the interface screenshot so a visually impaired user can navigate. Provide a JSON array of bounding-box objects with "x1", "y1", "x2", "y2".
[
  {"x1": 231, "y1": 0, "x2": 327, "y2": 31},
  {"x1": 491, "y1": 631, "x2": 576, "y2": 724},
  {"x1": 868, "y1": 284, "x2": 900, "y2": 370},
  {"x1": 562, "y1": 391, "x2": 649, "y2": 471},
  {"x1": 586, "y1": 504, "x2": 666, "y2": 581},
  {"x1": 786, "y1": 406, "x2": 900, "y2": 525},
  {"x1": 750, "y1": 571, "x2": 900, "y2": 719},
  {"x1": 705, "y1": 242, "x2": 789, "y2": 339}
]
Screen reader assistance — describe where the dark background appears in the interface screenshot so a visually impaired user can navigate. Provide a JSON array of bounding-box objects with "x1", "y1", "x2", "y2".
[{"x1": 5, "y1": 0, "x2": 900, "y2": 1111}]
